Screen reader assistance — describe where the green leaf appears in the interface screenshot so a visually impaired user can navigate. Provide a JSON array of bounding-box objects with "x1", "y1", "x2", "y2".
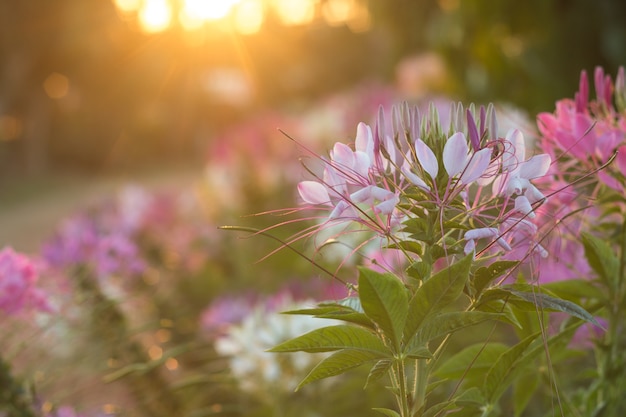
[
  {"x1": 404, "y1": 253, "x2": 473, "y2": 343},
  {"x1": 372, "y1": 408, "x2": 401, "y2": 417},
  {"x1": 296, "y1": 349, "x2": 384, "y2": 390},
  {"x1": 422, "y1": 402, "x2": 457, "y2": 417},
  {"x1": 541, "y1": 279, "x2": 604, "y2": 302},
  {"x1": 582, "y1": 232, "x2": 619, "y2": 290},
  {"x1": 407, "y1": 261, "x2": 431, "y2": 282},
  {"x1": 483, "y1": 332, "x2": 540, "y2": 403},
  {"x1": 513, "y1": 371, "x2": 539, "y2": 417},
  {"x1": 365, "y1": 359, "x2": 392, "y2": 388},
  {"x1": 286, "y1": 298, "x2": 375, "y2": 328},
  {"x1": 455, "y1": 387, "x2": 486, "y2": 406},
  {"x1": 387, "y1": 240, "x2": 423, "y2": 256},
  {"x1": 315, "y1": 311, "x2": 375, "y2": 328},
  {"x1": 410, "y1": 311, "x2": 504, "y2": 347},
  {"x1": 405, "y1": 344, "x2": 432, "y2": 359},
  {"x1": 509, "y1": 290, "x2": 604, "y2": 328},
  {"x1": 268, "y1": 325, "x2": 391, "y2": 355},
  {"x1": 473, "y1": 300, "x2": 522, "y2": 328},
  {"x1": 473, "y1": 260, "x2": 519, "y2": 295},
  {"x1": 434, "y1": 342, "x2": 510, "y2": 380},
  {"x1": 358, "y1": 267, "x2": 408, "y2": 351}
]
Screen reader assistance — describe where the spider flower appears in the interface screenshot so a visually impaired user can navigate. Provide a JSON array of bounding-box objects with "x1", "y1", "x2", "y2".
[
  {"x1": 537, "y1": 66, "x2": 626, "y2": 190},
  {"x1": 297, "y1": 102, "x2": 553, "y2": 267}
]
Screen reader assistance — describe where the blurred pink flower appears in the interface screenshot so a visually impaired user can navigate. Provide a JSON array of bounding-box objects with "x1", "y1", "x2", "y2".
[{"x1": 0, "y1": 247, "x2": 52, "y2": 315}]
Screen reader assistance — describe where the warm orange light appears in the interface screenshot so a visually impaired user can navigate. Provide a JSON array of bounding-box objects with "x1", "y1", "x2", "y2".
[
  {"x1": 139, "y1": 0, "x2": 173, "y2": 33},
  {"x1": 113, "y1": 0, "x2": 141, "y2": 13},
  {"x1": 272, "y1": 0, "x2": 316, "y2": 26},
  {"x1": 183, "y1": 0, "x2": 240, "y2": 20},
  {"x1": 148, "y1": 345, "x2": 163, "y2": 360},
  {"x1": 0, "y1": 115, "x2": 22, "y2": 141},
  {"x1": 233, "y1": 0, "x2": 264, "y2": 35},
  {"x1": 165, "y1": 357, "x2": 179, "y2": 370},
  {"x1": 43, "y1": 72, "x2": 70, "y2": 99},
  {"x1": 321, "y1": 0, "x2": 353, "y2": 26}
]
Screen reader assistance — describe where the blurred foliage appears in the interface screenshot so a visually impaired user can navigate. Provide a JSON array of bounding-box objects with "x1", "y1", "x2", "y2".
[{"x1": 0, "y1": 0, "x2": 624, "y2": 175}]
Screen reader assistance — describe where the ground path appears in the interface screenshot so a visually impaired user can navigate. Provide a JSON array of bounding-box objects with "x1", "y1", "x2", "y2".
[{"x1": 0, "y1": 164, "x2": 201, "y2": 253}]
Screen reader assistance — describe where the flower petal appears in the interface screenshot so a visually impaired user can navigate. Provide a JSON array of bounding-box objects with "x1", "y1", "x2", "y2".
[
  {"x1": 514, "y1": 195, "x2": 535, "y2": 218},
  {"x1": 519, "y1": 154, "x2": 551, "y2": 180},
  {"x1": 415, "y1": 139, "x2": 439, "y2": 179},
  {"x1": 298, "y1": 181, "x2": 330, "y2": 205},
  {"x1": 464, "y1": 227, "x2": 499, "y2": 240},
  {"x1": 459, "y1": 148, "x2": 491, "y2": 184},
  {"x1": 355, "y1": 122, "x2": 374, "y2": 162},
  {"x1": 374, "y1": 194, "x2": 399, "y2": 215},
  {"x1": 503, "y1": 129, "x2": 526, "y2": 171},
  {"x1": 443, "y1": 132, "x2": 469, "y2": 177}
]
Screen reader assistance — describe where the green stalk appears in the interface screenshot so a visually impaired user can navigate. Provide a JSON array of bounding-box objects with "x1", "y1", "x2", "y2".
[
  {"x1": 396, "y1": 359, "x2": 412, "y2": 417},
  {"x1": 412, "y1": 358, "x2": 427, "y2": 416}
]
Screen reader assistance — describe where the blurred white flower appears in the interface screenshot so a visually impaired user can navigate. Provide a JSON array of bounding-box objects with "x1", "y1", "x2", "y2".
[{"x1": 214, "y1": 295, "x2": 337, "y2": 394}]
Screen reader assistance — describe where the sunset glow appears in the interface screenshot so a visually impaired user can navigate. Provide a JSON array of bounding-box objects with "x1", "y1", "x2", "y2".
[
  {"x1": 139, "y1": 0, "x2": 173, "y2": 33},
  {"x1": 114, "y1": 0, "x2": 370, "y2": 35}
]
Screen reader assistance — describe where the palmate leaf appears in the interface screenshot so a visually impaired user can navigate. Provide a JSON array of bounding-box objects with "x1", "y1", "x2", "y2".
[
  {"x1": 268, "y1": 325, "x2": 391, "y2": 355},
  {"x1": 404, "y1": 253, "x2": 473, "y2": 343},
  {"x1": 296, "y1": 349, "x2": 386, "y2": 391},
  {"x1": 358, "y1": 267, "x2": 408, "y2": 351}
]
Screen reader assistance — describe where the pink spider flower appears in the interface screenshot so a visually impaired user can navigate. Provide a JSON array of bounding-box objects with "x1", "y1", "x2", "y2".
[
  {"x1": 0, "y1": 247, "x2": 52, "y2": 315},
  {"x1": 537, "y1": 66, "x2": 626, "y2": 189}
]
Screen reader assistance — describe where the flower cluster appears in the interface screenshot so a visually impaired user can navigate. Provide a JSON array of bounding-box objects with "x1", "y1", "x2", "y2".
[
  {"x1": 206, "y1": 281, "x2": 345, "y2": 395},
  {"x1": 297, "y1": 102, "x2": 552, "y2": 270},
  {"x1": 538, "y1": 66, "x2": 626, "y2": 191},
  {"x1": 0, "y1": 247, "x2": 51, "y2": 315},
  {"x1": 533, "y1": 66, "x2": 626, "y2": 282}
]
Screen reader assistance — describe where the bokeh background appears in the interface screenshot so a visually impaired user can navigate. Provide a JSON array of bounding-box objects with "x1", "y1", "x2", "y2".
[
  {"x1": 2, "y1": 0, "x2": 625, "y2": 250},
  {"x1": 2, "y1": 0, "x2": 625, "y2": 175},
  {"x1": 1, "y1": 1, "x2": 626, "y2": 416}
]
